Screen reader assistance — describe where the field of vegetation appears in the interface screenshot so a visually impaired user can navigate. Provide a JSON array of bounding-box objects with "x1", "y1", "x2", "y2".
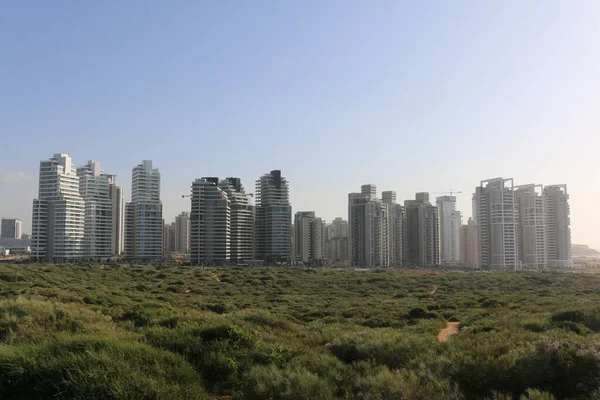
[{"x1": 0, "y1": 263, "x2": 599, "y2": 399}]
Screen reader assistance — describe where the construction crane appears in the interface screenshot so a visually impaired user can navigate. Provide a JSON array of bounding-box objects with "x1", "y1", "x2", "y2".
[{"x1": 430, "y1": 190, "x2": 463, "y2": 196}]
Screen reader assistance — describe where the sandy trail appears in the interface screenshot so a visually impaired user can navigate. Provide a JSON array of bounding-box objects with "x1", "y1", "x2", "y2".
[
  {"x1": 207, "y1": 271, "x2": 221, "y2": 283},
  {"x1": 438, "y1": 322, "x2": 460, "y2": 342},
  {"x1": 428, "y1": 285, "x2": 438, "y2": 295}
]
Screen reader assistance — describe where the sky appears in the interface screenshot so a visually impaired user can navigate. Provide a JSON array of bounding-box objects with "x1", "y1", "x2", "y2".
[{"x1": 1, "y1": 1, "x2": 600, "y2": 249}]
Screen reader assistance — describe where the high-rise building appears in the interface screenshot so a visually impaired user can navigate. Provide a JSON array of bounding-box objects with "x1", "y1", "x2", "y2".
[
  {"x1": 436, "y1": 196, "x2": 462, "y2": 265},
  {"x1": 32, "y1": 153, "x2": 85, "y2": 261},
  {"x1": 219, "y1": 178, "x2": 254, "y2": 263},
  {"x1": 382, "y1": 191, "x2": 406, "y2": 267},
  {"x1": 405, "y1": 193, "x2": 439, "y2": 267},
  {"x1": 348, "y1": 185, "x2": 389, "y2": 267},
  {"x1": 1, "y1": 219, "x2": 22, "y2": 239},
  {"x1": 544, "y1": 185, "x2": 572, "y2": 268},
  {"x1": 163, "y1": 222, "x2": 176, "y2": 255},
  {"x1": 77, "y1": 160, "x2": 113, "y2": 260},
  {"x1": 473, "y1": 178, "x2": 519, "y2": 270},
  {"x1": 325, "y1": 218, "x2": 349, "y2": 262},
  {"x1": 515, "y1": 184, "x2": 547, "y2": 269},
  {"x1": 254, "y1": 170, "x2": 292, "y2": 263},
  {"x1": 190, "y1": 178, "x2": 230, "y2": 264},
  {"x1": 294, "y1": 211, "x2": 324, "y2": 263},
  {"x1": 174, "y1": 212, "x2": 191, "y2": 254},
  {"x1": 460, "y1": 218, "x2": 478, "y2": 267},
  {"x1": 124, "y1": 160, "x2": 162, "y2": 260},
  {"x1": 107, "y1": 175, "x2": 124, "y2": 256}
]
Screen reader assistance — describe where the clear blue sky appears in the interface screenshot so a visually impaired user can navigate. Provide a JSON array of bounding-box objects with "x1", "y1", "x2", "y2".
[{"x1": 1, "y1": 1, "x2": 599, "y2": 248}]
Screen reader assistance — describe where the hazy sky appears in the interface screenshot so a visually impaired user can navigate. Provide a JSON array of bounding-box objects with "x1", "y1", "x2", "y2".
[{"x1": 1, "y1": 1, "x2": 599, "y2": 249}]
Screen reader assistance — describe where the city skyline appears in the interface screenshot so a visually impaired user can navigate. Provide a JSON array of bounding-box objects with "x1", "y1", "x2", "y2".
[{"x1": 2, "y1": 2, "x2": 600, "y2": 249}]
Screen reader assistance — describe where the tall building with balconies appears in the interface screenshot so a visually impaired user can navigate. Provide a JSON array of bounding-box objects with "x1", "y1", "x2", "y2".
[
  {"x1": 544, "y1": 185, "x2": 572, "y2": 268},
  {"x1": 325, "y1": 218, "x2": 349, "y2": 262},
  {"x1": 473, "y1": 178, "x2": 519, "y2": 270},
  {"x1": 460, "y1": 217, "x2": 478, "y2": 267},
  {"x1": 382, "y1": 191, "x2": 406, "y2": 267},
  {"x1": 254, "y1": 170, "x2": 292, "y2": 263},
  {"x1": 348, "y1": 185, "x2": 389, "y2": 267},
  {"x1": 515, "y1": 184, "x2": 547, "y2": 269},
  {"x1": 219, "y1": 178, "x2": 254, "y2": 263},
  {"x1": 436, "y1": 195, "x2": 462, "y2": 265},
  {"x1": 405, "y1": 193, "x2": 439, "y2": 267},
  {"x1": 124, "y1": 160, "x2": 162, "y2": 260},
  {"x1": 32, "y1": 153, "x2": 85, "y2": 261},
  {"x1": 107, "y1": 175, "x2": 124, "y2": 256},
  {"x1": 175, "y1": 211, "x2": 191, "y2": 255},
  {"x1": 190, "y1": 177, "x2": 231, "y2": 264},
  {"x1": 294, "y1": 211, "x2": 324, "y2": 263},
  {"x1": 77, "y1": 160, "x2": 113, "y2": 260}
]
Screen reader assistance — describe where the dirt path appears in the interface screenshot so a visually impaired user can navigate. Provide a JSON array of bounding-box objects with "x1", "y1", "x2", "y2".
[
  {"x1": 207, "y1": 271, "x2": 221, "y2": 283},
  {"x1": 428, "y1": 285, "x2": 438, "y2": 295},
  {"x1": 437, "y1": 321, "x2": 460, "y2": 342}
]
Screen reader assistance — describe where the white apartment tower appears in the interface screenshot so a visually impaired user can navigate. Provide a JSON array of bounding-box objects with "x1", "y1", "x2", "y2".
[
  {"x1": 515, "y1": 184, "x2": 547, "y2": 270},
  {"x1": 254, "y1": 170, "x2": 292, "y2": 263},
  {"x1": 436, "y1": 195, "x2": 462, "y2": 265},
  {"x1": 124, "y1": 160, "x2": 162, "y2": 260},
  {"x1": 382, "y1": 191, "x2": 406, "y2": 267},
  {"x1": 460, "y1": 217, "x2": 478, "y2": 267},
  {"x1": 294, "y1": 211, "x2": 324, "y2": 263},
  {"x1": 107, "y1": 175, "x2": 124, "y2": 256},
  {"x1": 77, "y1": 160, "x2": 113, "y2": 260},
  {"x1": 175, "y1": 212, "x2": 191, "y2": 254},
  {"x1": 190, "y1": 177, "x2": 231, "y2": 264},
  {"x1": 474, "y1": 178, "x2": 519, "y2": 270},
  {"x1": 32, "y1": 153, "x2": 85, "y2": 261},
  {"x1": 219, "y1": 178, "x2": 254, "y2": 263},
  {"x1": 544, "y1": 185, "x2": 572, "y2": 268},
  {"x1": 1, "y1": 219, "x2": 22, "y2": 239},
  {"x1": 405, "y1": 193, "x2": 440, "y2": 267},
  {"x1": 348, "y1": 185, "x2": 389, "y2": 267}
]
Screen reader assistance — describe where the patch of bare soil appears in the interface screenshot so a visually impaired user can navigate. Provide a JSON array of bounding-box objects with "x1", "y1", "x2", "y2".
[{"x1": 438, "y1": 321, "x2": 460, "y2": 342}]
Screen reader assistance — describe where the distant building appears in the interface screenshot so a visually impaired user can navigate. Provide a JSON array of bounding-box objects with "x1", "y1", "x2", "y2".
[
  {"x1": 382, "y1": 191, "x2": 406, "y2": 267},
  {"x1": 348, "y1": 185, "x2": 389, "y2": 267},
  {"x1": 436, "y1": 196, "x2": 461, "y2": 265},
  {"x1": 515, "y1": 184, "x2": 547, "y2": 269},
  {"x1": 294, "y1": 211, "x2": 324, "y2": 263},
  {"x1": 1, "y1": 219, "x2": 22, "y2": 239},
  {"x1": 190, "y1": 177, "x2": 230, "y2": 264},
  {"x1": 325, "y1": 218, "x2": 349, "y2": 262},
  {"x1": 77, "y1": 160, "x2": 113, "y2": 260},
  {"x1": 219, "y1": 178, "x2": 254, "y2": 263},
  {"x1": 254, "y1": 170, "x2": 292, "y2": 263},
  {"x1": 174, "y1": 212, "x2": 191, "y2": 254},
  {"x1": 32, "y1": 153, "x2": 85, "y2": 261},
  {"x1": 473, "y1": 178, "x2": 519, "y2": 270},
  {"x1": 460, "y1": 218, "x2": 478, "y2": 267},
  {"x1": 124, "y1": 160, "x2": 162, "y2": 260},
  {"x1": 107, "y1": 175, "x2": 125, "y2": 256},
  {"x1": 544, "y1": 185, "x2": 572, "y2": 268},
  {"x1": 163, "y1": 222, "x2": 176, "y2": 255},
  {"x1": 405, "y1": 193, "x2": 440, "y2": 267}
]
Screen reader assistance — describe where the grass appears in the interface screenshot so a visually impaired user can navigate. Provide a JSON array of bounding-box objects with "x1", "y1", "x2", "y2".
[{"x1": 0, "y1": 263, "x2": 599, "y2": 399}]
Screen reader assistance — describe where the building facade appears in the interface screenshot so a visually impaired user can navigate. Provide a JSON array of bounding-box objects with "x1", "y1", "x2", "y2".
[
  {"x1": 175, "y1": 212, "x2": 191, "y2": 254},
  {"x1": 219, "y1": 178, "x2": 254, "y2": 263},
  {"x1": 515, "y1": 184, "x2": 547, "y2": 269},
  {"x1": 436, "y1": 196, "x2": 462, "y2": 265},
  {"x1": 460, "y1": 217, "x2": 478, "y2": 267},
  {"x1": 107, "y1": 175, "x2": 124, "y2": 256},
  {"x1": 1, "y1": 219, "x2": 22, "y2": 239},
  {"x1": 124, "y1": 160, "x2": 162, "y2": 260},
  {"x1": 254, "y1": 170, "x2": 292, "y2": 263},
  {"x1": 405, "y1": 193, "x2": 440, "y2": 267},
  {"x1": 163, "y1": 222, "x2": 176, "y2": 255},
  {"x1": 382, "y1": 191, "x2": 406, "y2": 267},
  {"x1": 325, "y1": 218, "x2": 349, "y2": 262},
  {"x1": 32, "y1": 153, "x2": 85, "y2": 261},
  {"x1": 190, "y1": 178, "x2": 231, "y2": 264},
  {"x1": 294, "y1": 211, "x2": 324, "y2": 263},
  {"x1": 77, "y1": 160, "x2": 113, "y2": 260},
  {"x1": 544, "y1": 185, "x2": 572, "y2": 268},
  {"x1": 348, "y1": 185, "x2": 389, "y2": 267},
  {"x1": 473, "y1": 178, "x2": 519, "y2": 270}
]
